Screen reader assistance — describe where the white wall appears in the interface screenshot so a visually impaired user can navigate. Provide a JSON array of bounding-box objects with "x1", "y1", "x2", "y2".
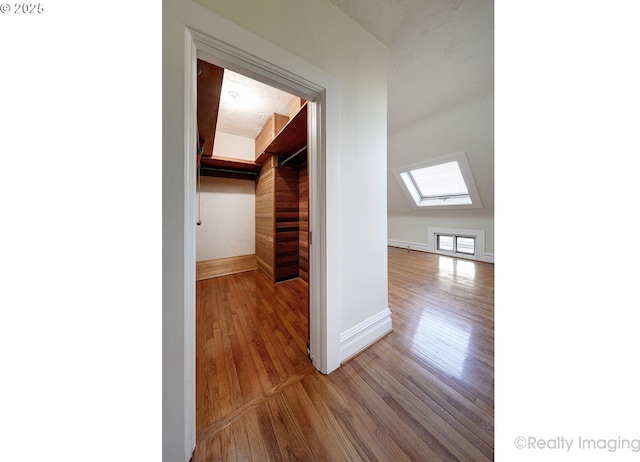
[
  {"x1": 191, "y1": 0, "x2": 389, "y2": 344},
  {"x1": 212, "y1": 131, "x2": 254, "y2": 160},
  {"x1": 196, "y1": 177, "x2": 255, "y2": 261},
  {"x1": 196, "y1": 132, "x2": 256, "y2": 262},
  {"x1": 387, "y1": 91, "x2": 494, "y2": 255},
  {"x1": 386, "y1": 0, "x2": 494, "y2": 256},
  {"x1": 163, "y1": 0, "x2": 388, "y2": 460}
]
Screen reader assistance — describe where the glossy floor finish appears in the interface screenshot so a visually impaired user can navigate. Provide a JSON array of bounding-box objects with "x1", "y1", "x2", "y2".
[
  {"x1": 194, "y1": 247, "x2": 494, "y2": 461},
  {"x1": 196, "y1": 270, "x2": 310, "y2": 434}
]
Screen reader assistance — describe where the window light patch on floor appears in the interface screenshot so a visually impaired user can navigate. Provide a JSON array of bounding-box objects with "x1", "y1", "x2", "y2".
[{"x1": 393, "y1": 152, "x2": 483, "y2": 210}]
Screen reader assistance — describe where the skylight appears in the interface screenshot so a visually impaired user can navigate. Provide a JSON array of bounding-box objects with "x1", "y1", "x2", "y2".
[
  {"x1": 410, "y1": 161, "x2": 470, "y2": 199},
  {"x1": 393, "y1": 152, "x2": 482, "y2": 210}
]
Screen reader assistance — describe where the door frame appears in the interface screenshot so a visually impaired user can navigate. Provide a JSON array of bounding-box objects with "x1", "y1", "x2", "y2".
[{"x1": 183, "y1": 26, "x2": 342, "y2": 453}]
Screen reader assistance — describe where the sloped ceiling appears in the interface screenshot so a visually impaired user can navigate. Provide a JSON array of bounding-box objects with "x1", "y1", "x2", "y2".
[
  {"x1": 328, "y1": 0, "x2": 494, "y2": 221},
  {"x1": 216, "y1": 69, "x2": 295, "y2": 139},
  {"x1": 214, "y1": 1, "x2": 493, "y2": 141},
  {"x1": 207, "y1": 0, "x2": 493, "y2": 215},
  {"x1": 326, "y1": 0, "x2": 493, "y2": 133}
]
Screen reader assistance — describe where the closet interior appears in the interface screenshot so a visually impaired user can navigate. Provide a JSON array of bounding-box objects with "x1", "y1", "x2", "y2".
[{"x1": 195, "y1": 59, "x2": 309, "y2": 285}]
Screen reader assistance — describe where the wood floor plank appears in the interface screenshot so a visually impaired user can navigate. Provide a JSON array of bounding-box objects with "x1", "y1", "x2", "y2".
[
  {"x1": 279, "y1": 383, "x2": 351, "y2": 461},
  {"x1": 337, "y1": 360, "x2": 448, "y2": 461},
  {"x1": 196, "y1": 365, "x2": 316, "y2": 443},
  {"x1": 251, "y1": 405, "x2": 285, "y2": 462},
  {"x1": 196, "y1": 270, "x2": 311, "y2": 431},
  {"x1": 357, "y1": 348, "x2": 492, "y2": 461},
  {"x1": 266, "y1": 393, "x2": 318, "y2": 461},
  {"x1": 229, "y1": 311, "x2": 264, "y2": 401},
  {"x1": 194, "y1": 247, "x2": 494, "y2": 461},
  {"x1": 369, "y1": 340, "x2": 494, "y2": 440},
  {"x1": 298, "y1": 372, "x2": 364, "y2": 461}
]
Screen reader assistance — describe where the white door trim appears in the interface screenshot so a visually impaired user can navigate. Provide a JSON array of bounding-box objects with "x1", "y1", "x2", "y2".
[{"x1": 183, "y1": 25, "x2": 341, "y2": 454}]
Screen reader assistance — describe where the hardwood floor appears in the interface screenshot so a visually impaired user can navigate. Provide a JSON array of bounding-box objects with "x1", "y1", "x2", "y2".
[
  {"x1": 196, "y1": 269, "x2": 310, "y2": 434},
  {"x1": 194, "y1": 247, "x2": 494, "y2": 461}
]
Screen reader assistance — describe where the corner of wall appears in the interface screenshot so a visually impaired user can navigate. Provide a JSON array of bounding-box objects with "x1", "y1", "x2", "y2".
[{"x1": 340, "y1": 308, "x2": 393, "y2": 363}]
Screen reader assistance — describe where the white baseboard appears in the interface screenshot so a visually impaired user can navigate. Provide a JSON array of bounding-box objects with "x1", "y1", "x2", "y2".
[
  {"x1": 388, "y1": 239, "x2": 494, "y2": 263},
  {"x1": 340, "y1": 308, "x2": 393, "y2": 363},
  {"x1": 388, "y1": 239, "x2": 429, "y2": 253}
]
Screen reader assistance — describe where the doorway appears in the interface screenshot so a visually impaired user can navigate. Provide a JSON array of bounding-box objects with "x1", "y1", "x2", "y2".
[
  {"x1": 194, "y1": 60, "x2": 312, "y2": 434},
  {"x1": 183, "y1": 26, "x2": 343, "y2": 453}
]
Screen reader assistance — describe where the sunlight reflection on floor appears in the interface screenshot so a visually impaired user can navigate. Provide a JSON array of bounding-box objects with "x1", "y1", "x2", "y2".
[
  {"x1": 410, "y1": 311, "x2": 471, "y2": 380},
  {"x1": 438, "y1": 255, "x2": 476, "y2": 279}
]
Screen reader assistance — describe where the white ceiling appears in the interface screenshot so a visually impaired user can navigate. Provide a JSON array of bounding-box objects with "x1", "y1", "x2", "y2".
[
  {"x1": 216, "y1": 0, "x2": 492, "y2": 140},
  {"x1": 216, "y1": 69, "x2": 295, "y2": 140},
  {"x1": 327, "y1": 0, "x2": 493, "y2": 133}
]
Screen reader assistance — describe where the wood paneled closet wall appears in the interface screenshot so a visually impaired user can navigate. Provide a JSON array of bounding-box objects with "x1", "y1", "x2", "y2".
[
  {"x1": 255, "y1": 154, "x2": 308, "y2": 283},
  {"x1": 254, "y1": 99, "x2": 309, "y2": 284}
]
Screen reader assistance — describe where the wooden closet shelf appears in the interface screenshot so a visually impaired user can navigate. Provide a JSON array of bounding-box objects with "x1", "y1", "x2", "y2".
[
  {"x1": 200, "y1": 155, "x2": 261, "y2": 180},
  {"x1": 256, "y1": 102, "x2": 308, "y2": 164},
  {"x1": 254, "y1": 102, "x2": 309, "y2": 284},
  {"x1": 201, "y1": 156, "x2": 261, "y2": 171}
]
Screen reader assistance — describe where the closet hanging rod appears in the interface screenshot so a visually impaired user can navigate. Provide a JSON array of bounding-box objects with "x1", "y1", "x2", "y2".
[
  {"x1": 280, "y1": 145, "x2": 308, "y2": 166},
  {"x1": 200, "y1": 166, "x2": 259, "y2": 177}
]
